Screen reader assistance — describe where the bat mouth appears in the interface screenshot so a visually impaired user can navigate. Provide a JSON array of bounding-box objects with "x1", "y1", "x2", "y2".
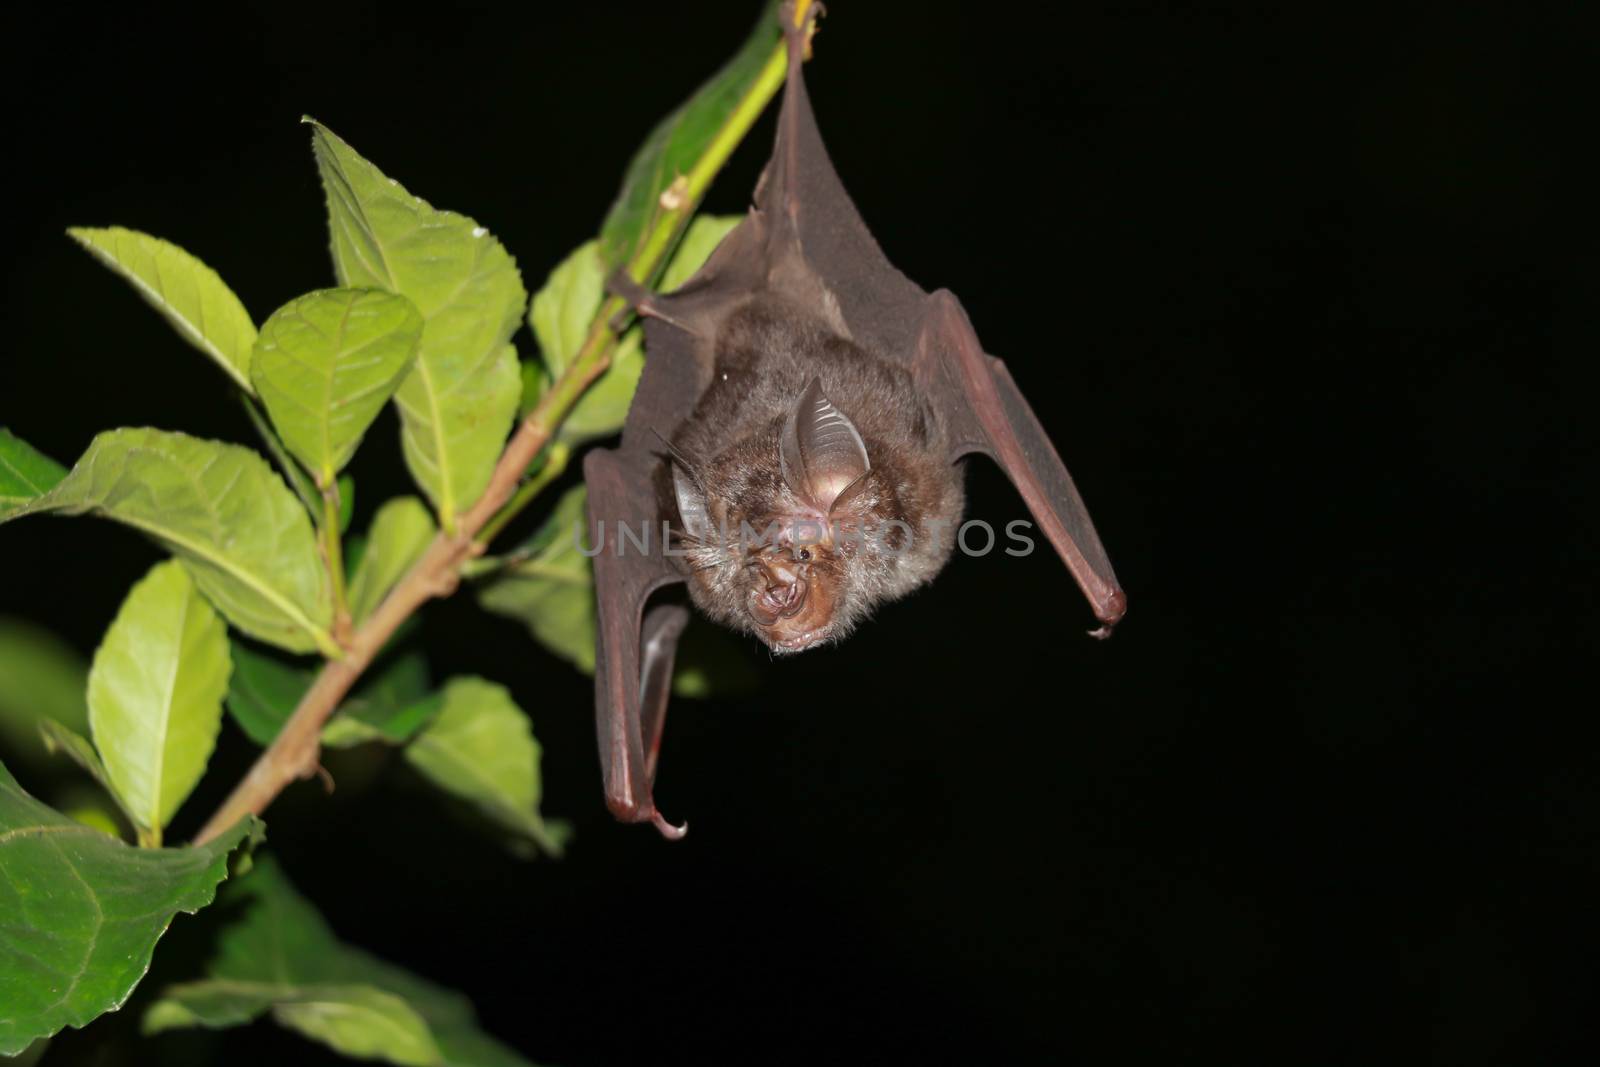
[
  {"x1": 748, "y1": 580, "x2": 835, "y2": 653},
  {"x1": 748, "y1": 578, "x2": 810, "y2": 626},
  {"x1": 769, "y1": 627, "x2": 828, "y2": 654}
]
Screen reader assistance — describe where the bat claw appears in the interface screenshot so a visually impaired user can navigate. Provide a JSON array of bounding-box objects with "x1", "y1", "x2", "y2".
[
  {"x1": 651, "y1": 811, "x2": 688, "y2": 840},
  {"x1": 1087, "y1": 590, "x2": 1128, "y2": 639},
  {"x1": 780, "y1": 1, "x2": 823, "y2": 58},
  {"x1": 606, "y1": 269, "x2": 696, "y2": 335},
  {"x1": 606, "y1": 268, "x2": 653, "y2": 318}
]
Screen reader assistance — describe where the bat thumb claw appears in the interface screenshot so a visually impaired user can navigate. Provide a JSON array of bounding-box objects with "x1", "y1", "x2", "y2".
[
  {"x1": 1087, "y1": 590, "x2": 1128, "y2": 639},
  {"x1": 651, "y1": 811, "x2": 689, "y2": 840}
]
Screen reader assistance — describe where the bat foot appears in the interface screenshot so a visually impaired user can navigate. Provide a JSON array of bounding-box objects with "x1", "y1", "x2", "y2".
[
  {"x1": 651, "y1": 811, "x2": 689, "y2": 840},
  {"x1": 779, "y1": 1, "x2": 823, "y2": 59}
]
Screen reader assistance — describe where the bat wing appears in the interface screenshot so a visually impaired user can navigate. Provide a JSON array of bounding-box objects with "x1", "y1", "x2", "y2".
[
  {"x1": 912, "y1": 290, "x2": 1126, "y2": 633},
  {"x1": 583, "y1": 446, "x2": 689, "y2": 837}
]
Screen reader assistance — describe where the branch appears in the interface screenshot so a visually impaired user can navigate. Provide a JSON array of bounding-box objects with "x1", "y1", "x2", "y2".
[
  {"x1": 192, "y1": 0, "x2": 818, "y2": 846},
  {"x1": 192, "y1": 355, "x2": 607, "y2": 845}
]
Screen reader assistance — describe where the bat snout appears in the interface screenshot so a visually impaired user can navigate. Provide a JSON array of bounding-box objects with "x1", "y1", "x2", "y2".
[
  {"x1": 746, "y1": 555, "x2": 838, "y2": 653},
  {"x1": 749, "y1": 575, "x2": 810, "y2": 626}
]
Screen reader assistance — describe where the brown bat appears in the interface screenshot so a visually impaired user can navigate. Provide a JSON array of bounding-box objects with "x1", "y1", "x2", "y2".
[{"x1": 585, "y1": 5, "x2": 1125, "y2": 838}]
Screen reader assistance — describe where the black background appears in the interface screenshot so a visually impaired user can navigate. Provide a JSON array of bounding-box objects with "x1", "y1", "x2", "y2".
[{"x1": 1, "y1": 2, "x2": 1593, "y2": 1063}]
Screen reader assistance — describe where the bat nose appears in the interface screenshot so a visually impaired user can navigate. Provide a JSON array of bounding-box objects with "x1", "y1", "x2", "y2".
[
  {"x1": 769, "y1": 579, "x2": 807, "y2": 616},
  {"x1": 749, "y1": 576, "x2": 809, "y2": 625}
]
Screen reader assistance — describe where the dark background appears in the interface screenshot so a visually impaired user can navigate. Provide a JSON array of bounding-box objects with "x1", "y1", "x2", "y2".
[{"x1": 1, "y1": 2, "x2": 1592, "y2": 1063}]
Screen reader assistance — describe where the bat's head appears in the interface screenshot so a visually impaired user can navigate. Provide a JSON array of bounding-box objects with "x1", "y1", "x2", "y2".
[{"x1": 669, "y1": 378, "x2": 962, "y2": 654}]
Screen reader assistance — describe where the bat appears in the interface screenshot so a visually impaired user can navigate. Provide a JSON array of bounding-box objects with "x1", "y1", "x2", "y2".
[{"x1": 584, "y1": 4, "x2": 1125, "y2": 838}]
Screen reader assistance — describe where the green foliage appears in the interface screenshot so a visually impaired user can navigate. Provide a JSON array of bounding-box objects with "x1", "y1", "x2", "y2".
[
  {"x1": 225, "y1": 642, "x2": 433, "y2": 750},
  {"x1": 50, "y1": 783, "x2": 128, "y2": 839},
  {"x1": 320, "y1": 652, "x2": 437, "y2": 747},
  {"x1": 5, "y1": 1039, "x2": 47, "y2": 1066},
  {"x1": 66, "y1": 227, "x2": 259, "y2": 392},
  {"x1": 526, "y1": 215, "x2": 742, "y2": 444},
  {"x1": 0, "y1": 9, "x2": 794, "y2": 1063},
  {"x1": 309, "y1": 120, "x2": 525, "y2": 528},
  {"x1": 347, "y1": 496, "x2": 436, "y2": 623},
  {"x1": 223, "y1": 641, "x2": 316, "y2": 747},
  {"x1": 0, "y1": 758, "x2": 260, "y2": 1055},
  {"x1": 2, "y1": 428, "x2": 335, "y2": 655},
  {"x1": 253, "y1": 288, "x2": 424, "y2": 486},
  {"x1": 337, "y1": 473, "x2": 357, "y2": 532},
  {"x1": 660, "y1": 214, "x2": 746, "y2": 292},
  {"x1": 404, "y1": 677, "x2": 561, "y2": 856},
  {"x1": 478, "y1": 485, "x2": 595, "y2": 671},
  {"x1": 87, "y1": 561, "x2": 231, "y2": 839},
  {"x1": 0, "y1": 429, "x2": 67, "y2": 520},
  {"x1": 144, "y1": 856, "x2": 532, "y2": 1066},
  {"x1": 37, "y1": 720, "x2": 118, "y2": 808}
]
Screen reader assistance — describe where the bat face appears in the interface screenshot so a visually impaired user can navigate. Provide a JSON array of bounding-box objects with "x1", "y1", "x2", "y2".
[{"x1": 664, "y1": 296, "x2": 965, "y2": 654}]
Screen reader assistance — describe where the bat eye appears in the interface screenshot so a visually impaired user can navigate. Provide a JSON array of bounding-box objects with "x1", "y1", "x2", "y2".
[{"x1": 797, "y1": 547, "x2": 812, "y2": 562}]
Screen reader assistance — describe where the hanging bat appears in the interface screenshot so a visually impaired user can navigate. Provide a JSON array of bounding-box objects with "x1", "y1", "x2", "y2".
[{"x1": 584, "y1": 4, "x2": 1125, "y2": 838}]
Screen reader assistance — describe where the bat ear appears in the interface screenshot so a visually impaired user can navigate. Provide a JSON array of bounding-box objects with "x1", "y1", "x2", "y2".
[
  {"x1": 780, "y1": 377, "x2": 871, "y2": 513},
  {"x1": 671, "y1": 460, "x2": 712, "y2": 541}
]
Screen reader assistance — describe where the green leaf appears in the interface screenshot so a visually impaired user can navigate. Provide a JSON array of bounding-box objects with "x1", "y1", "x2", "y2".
[
  {"x1": 527, "y1": 244, "x2": 605, "y2": 382},
  {"x1": 560, "y1": 329, "x2": 641, "y2": 446},
  {"x1": 404, "y1": 677, "x2": 560, "y2": 855},
  {"x1": 226, "y1": 642, "x2": 433, "y2": 749},
  {"x1": 2, "y1": 429, "x2": 335, "y2": 655},
  {"x1": 308, "y1": 121, "x2": 525, "y2": 527},
  {"x1": 347, "y1": 496, "x2": 435, "y2": 624},
  {"x1": 526, "y1": 243, "x2": 642, "y2": 446},
  {"x1": 322, "y1": 655, "x2": 437, "y2": 749},
  {"x1": 143, "y1": 855, "x2": 532, "y2": 1067},
  {"x1": 241, "y1": 393, "x2": 323, "y2": 519},
  {"x1": 37, "y1": 721, "x2": 116, "y2": 802},
  {"x1": 223, "y1": 641, "x2": 313, "y2": 747},
  {"x1": 658, "y1": 214, "x2": 744, "y2": 292},
  {"x1": 598, "y1": 1, "x2": 784, "y2": 271},
  {"x1": 0, "y1": 759, "x2": 260, "y2": 1056},
  {"x1": 528, "y1": 217, "x2": 740, "y2": 445},
  {"x1": 253, "y1": 288, "x2": 423, "y2": 486},
  {"x1": 50, "y1": 783, "x2": 127, "y2": 840},
  {"x1": 5, "y1": 1038, "x2": 47, "y2": 1066},
  {"x1": 0, "y1": 617, "x2": 89, "y2": 767},
  {"x1": 87, "y1": 561, "x2": 230, "y2": 836},
  {"x1": 0, "y1": 428, "x2": 67, "y2": 520},
  {"x1": 66, "y1": 227, "x2": 258, "y2": 393},
  {"x1": 477, "y1": 486, "x2": 595, "y2": 672}
]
